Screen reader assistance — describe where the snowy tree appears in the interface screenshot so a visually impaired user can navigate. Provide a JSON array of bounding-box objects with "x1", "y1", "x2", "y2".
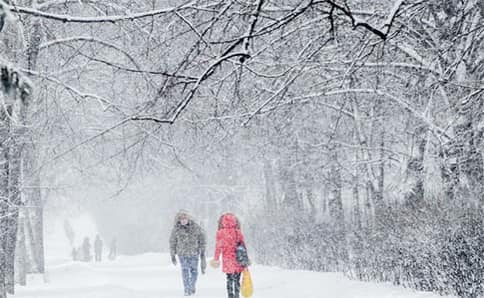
[{"x1": 0, "y1": 0, "x2": 482, "y2": 297}]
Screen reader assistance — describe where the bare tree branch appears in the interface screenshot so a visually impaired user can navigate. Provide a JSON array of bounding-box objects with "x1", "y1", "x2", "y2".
[
  {"x1": 132, "y1": 52, "x2": 250, "y2": 124},
  {"x1": 1, "y1": 0, "x2": 199, "y2": 23}
]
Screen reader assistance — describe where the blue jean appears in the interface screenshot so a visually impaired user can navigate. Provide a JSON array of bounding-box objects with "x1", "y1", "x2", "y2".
[{"x1": 179, "y1": 256, "x2": 199, "y2": 294}]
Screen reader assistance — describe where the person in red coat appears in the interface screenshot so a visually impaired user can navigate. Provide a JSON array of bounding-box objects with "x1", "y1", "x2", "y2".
[{"x1": 211, "y1": 213, "x2": 247, "y2": 298}]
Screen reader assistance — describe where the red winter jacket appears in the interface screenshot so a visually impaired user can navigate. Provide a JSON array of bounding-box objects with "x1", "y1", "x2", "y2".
[{"x1": 214, "y1": 214, "x2": 246, "y2": 273}]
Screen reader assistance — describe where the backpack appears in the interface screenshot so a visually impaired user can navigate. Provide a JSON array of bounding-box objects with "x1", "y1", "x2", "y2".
[{"x1": 235, "y1": 232, "x2": 250, "y2": 267}]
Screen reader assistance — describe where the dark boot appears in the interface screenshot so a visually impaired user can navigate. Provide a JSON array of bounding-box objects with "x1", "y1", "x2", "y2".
[
  {"x1": 227, "y1": 274, "x2": 235, "y2": 298},
  {"x1": 233, "y1": 273, "x2": 241, "y2": 298}
]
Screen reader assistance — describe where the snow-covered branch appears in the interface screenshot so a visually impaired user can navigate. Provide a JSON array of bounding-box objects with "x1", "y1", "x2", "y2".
[
  {"x1": 2, "y1": 0, "x2": 198, "y2": 23},
  {"x1": 38, "y1": 36, "x2": 197, "y2": 80},
  {"x1": 383, "y1": 0, "x2": 405, "y2": 34},
  {"x1": 316, "y1": 88, "x2": 450, "y2": 139},
  {"x1": 132, "y1": 52, "x2": 250, "y2": 125}
]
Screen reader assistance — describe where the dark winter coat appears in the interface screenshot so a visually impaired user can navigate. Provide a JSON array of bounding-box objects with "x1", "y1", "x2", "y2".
[
  {"x1": 169, "y1": 212, "x2": 206, "y2": 258},
  {"x1": 214, "y1": 213, "x2": 246, "y2": 274},
  {"x1": 94, "y1": 237, "x2": 103, "y2": 252},
  {"x1": 82, "y1": 238, "x2": 91, "y2": 262}
]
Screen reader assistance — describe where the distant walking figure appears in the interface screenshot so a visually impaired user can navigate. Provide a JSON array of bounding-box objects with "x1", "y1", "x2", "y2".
[
  {"x1": 71, "y1": 247, "x2": 80, "y2": 261},
  {"x1": 94, "y1": 234, "x2": 103, "y2": 262},
  {"x1": 81, "y1": 237, "x2": 92, "y2": 262},
  {"x1": 108, "y1": 238, "x2": 117, "y2": 260},
  {"x1": 211, "y1": 213, "x2": 249, "y2": 298},
  {"x1": 169, "y1": 210, "x2": 207, "y2": 296}
]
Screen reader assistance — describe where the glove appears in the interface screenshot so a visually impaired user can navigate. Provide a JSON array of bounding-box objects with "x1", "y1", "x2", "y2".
[
  {"x1": 209, "y1": 259, "x2": 220, "y2": 269},
  {"x1": 201, "y1": 257, "x2": 207, "y2": 274},
  {"x1": 171, "y1": 255, "x2": 177, "y2": 266}
]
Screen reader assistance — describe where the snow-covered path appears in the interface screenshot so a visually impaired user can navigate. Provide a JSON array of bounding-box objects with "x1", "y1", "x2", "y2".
[{"x1": 13, "y1": 253, "x2": 448, "y2": 298}]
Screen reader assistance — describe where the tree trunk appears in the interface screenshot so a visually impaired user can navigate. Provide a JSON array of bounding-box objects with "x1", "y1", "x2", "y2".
[
  {"x1": 24, "y1": 203, "x2": 44, "y2": 273},
  {"x1": 377, "y1": 129, "x2": 385, "y2": 207},
  {"x1": 14, "y1": 215, "x2": 27, "y2": 286},
  {"x1": 351, "y1": 98, "x2": 378, "y2": 221},
  {"x1": 280, "y1": 165, "x2": 300, "y2": 210},
  {"x1": 404, "y1": 125, "x2": 427, "y2": 208},
  {"x1": 328, "y1": 149, "x2": 347, "y2": 271},
  {"x1": 321, "y1": 186, "x2": 328, "y2": 217},
  {"x1": 442, "y1": 98, "x2": 484, "y2": 206},
  {"x1": 433, "y1": 2, "x2": 483, "y2": 207},
  {"x1": 263, "y1": 158, "x2": 277, "y2": 212},
  {"x1": 328, "y1": 153, "x2": 343, "y2": 220},
  {"x1": 0, "y1": 64, "x2": 30, "y2": 296},
  {"x1": 22, "y1": 6, "x2": 45, "y2": 274},
  {"x1": 5, "y1": 97, "x2": 25, "y2": 294},
  {"x1": 0, "y1": 108, "x2": 10, "y2": 298},
  {"x1": 22, "y1": 144, "x2": 45, "y2": 274},
  {"x1": 306, "y1": 188, "x2": 316, "y2": 220},
  {"x1": 353, "y1": 149, "x2": 362, "y2": 230}
]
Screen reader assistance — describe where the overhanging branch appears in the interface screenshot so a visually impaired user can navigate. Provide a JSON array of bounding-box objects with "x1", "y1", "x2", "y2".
[
  {"x1": 1, "y1": 0, "x2": 197, "y2": 23},
  {"x1": 325, "y1": 0, "x2": 405, "y2": 40},
  {"x1": 132, "y1": 52, "x2": 250, "y2": 125}
]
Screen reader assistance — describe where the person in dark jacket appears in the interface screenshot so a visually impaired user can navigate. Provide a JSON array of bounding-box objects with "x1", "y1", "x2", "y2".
[
  {"x1": 169, "y1": 210, "x2": 207, "y2": 296},
  {"x1": 94, "y1": 234, "x2": 103, "y2": 262},
  {"x1": 81, "y1": 237, "x2": 92, "y2": 262}
]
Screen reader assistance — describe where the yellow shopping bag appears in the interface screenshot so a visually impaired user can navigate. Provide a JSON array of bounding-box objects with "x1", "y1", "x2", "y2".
[{"x1": 241, "y1": 268, "x2": 253, "y2": 297}]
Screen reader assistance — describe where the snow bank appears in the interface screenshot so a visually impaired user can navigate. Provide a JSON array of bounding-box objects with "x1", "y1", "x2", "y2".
[{"x1": 13, "y1": 253, "x2": 452, "y2": 298}]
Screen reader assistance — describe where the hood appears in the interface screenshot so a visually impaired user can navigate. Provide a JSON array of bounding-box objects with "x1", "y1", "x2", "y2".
[
  {"x1": 220, "y1": 213, "x2": 239, "y2": 229},
  {"x1": 174, "y1": 210, "x2": 193, "y2": 226}
]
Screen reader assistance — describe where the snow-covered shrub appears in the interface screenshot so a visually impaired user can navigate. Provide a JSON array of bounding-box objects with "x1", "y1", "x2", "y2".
[{"x1": 349, "y1": 202, "x2": 483, "y2": 298}]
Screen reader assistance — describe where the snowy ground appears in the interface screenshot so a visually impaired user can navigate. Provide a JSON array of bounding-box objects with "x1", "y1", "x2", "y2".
[{"x1": 12, "y1": 253, "x2": 450, "y2": 298}]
